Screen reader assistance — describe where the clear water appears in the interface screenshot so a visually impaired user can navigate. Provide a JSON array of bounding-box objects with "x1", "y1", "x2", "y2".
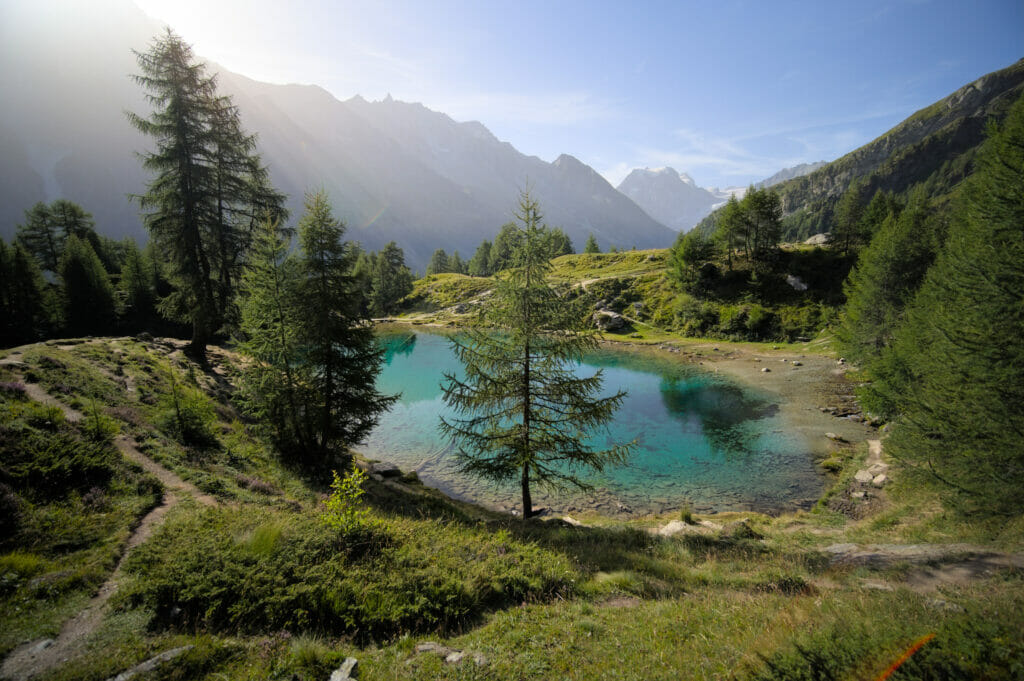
[{"x1": 362, "y1": 329, "x2": 823, "y2": 515}]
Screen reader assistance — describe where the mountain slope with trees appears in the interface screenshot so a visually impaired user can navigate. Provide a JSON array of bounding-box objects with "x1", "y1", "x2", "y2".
[{"x1": 697, "y1": 58, "x2": 1024, "y2": 241}]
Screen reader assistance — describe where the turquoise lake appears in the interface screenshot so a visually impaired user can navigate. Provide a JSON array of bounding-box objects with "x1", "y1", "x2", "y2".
[{"x1": 361, "y1": 330, "x2": 824, "y2": 515}]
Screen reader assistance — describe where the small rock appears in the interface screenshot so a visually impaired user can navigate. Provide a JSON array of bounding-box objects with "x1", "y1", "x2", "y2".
[
  {"x1": 792, "y1": 360, "x2": 802, "y2": 366},
  {"x1": 928, "y1": 598, "x2": 965, "y2": 613},
  {"x1": 854, "y1": 470, "x2": 874, "y2": 483},
  {"x1": 562, "y1": 515, "x2": 585, "y2": 527},
  {"x1": 851, "y1": 490, "x2": 866, "y2": 499},
  {"x1": 452, "y1": 303, "x2": 468, "y2": 314},
  {"x1": 872, "y1": 474, "x2": 888, "y2": 488},
  {"x1": 329, "y1": 657, "x2": 359, "y2": 681},
  {"x1": 862, "y1": 580, "x2": 894, "y2": 592},
  {"x1": 867, "y1": 462, "x2": 889, "y2": 476},
  {"x1": 107, "y1": 646, "x2": 194, "y2": 681},
  {"x1": 761, "y1": 367, "x2": 770, "y2": 373},
  {"x1": 32, "y1": 639, "x2": 54, "y2": 653},
  {"x1": 825, "y1": 432, "x2": 845, "y2": 441},
  {"x1": 445, "y1": 651, "x2": 466, "y2": 664},
  {"x1": 416, "y1": 642, "x2": 453, "y2": 656}
]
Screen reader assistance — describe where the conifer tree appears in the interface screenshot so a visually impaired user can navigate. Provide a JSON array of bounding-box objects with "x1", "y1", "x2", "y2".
[
  {"x1": 584, "y1": 233, "x2": 600, "y2": 254},
  {"x1": 16, "y1": 203, "x2": 62, "y2": 272},
  {"x1": 881, "y1": 93, "x2": 1024, "y2": 514},
  {"x1": 426, "y1": 248, "x2": 450, "y2": 275},
  {"x1": 16, "y1": 199, "x2": 100, "y2": 272},
  {"x1": 129, "y1": 29, "x2": 283, "y2": 360},
  {"x1": 58, "y1": 235, "x2": 116, "y2": 336},
  {"x1": 468, "y1": 239, "x2": 492, "y2": 276},
  {"x1": 236, "y1": 218, "x2": 304, "y2": 448},
  {"x1": 293, "y1": 191, "x2": 396, "y2": 460},
  {"x1": 836, "y1": 188, "x2": 941, "y2": 370},
  {"x1": 488, "y1": 222, "x2": 523, "y2": 273},
  {"x1": 831, "y1": 179, "x2": 867, "y2": 253},
  {"x1": 440, "y1": 191, "x2": 631, "y2": 517},
  {"x1": 117, "y1": 239, "x2": 159, "y2": 332},
  {"x1": 447, "y1": 250, "x2": 466, "y2": 274},
  {"x1": 369, "y1": 241, "x2": 413, "y2": 316},
  {"x1": 0, "y1": 240, "x2": 56, "y2": 346}
]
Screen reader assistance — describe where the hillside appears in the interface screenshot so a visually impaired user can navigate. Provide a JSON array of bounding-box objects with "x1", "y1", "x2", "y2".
[
  {"x1": 0, "y1": 0, "x2": 675, "y2": 270},
  {"x1": 397, "y1": 248, "x2": 854, "y2": 344},
  {"x1": 696, "y1": 59, "x2": 1024, "y2": 241},
  {"x1": 1, "y1": 336, "x2": 1022, "y2": 680}
]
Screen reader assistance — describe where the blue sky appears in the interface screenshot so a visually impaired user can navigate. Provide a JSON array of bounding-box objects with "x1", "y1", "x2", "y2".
[{"x1": 134, "y1": 0, "x2": 1023, "y2": 189}]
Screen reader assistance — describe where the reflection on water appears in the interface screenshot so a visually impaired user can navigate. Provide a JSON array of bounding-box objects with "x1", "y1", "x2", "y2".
[{"x1": 364, "y1": 330, "x2": 822, "y2": 514}]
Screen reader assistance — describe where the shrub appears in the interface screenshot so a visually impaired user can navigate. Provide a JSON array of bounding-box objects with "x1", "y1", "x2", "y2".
[
  {"x1": 158, "y1": 380, "x2": 218, "y2": 448},
  {"x1": 321, "y1": 467, "x2": 370, "y2": 534},
  {"x1": 4, "y1": 431, "x2": 117, "y2": 499}
]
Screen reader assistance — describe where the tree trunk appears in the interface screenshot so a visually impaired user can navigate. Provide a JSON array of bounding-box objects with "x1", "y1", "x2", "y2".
[{"x1": 521, "y1": 461, "x2": 532, "y2": 519}]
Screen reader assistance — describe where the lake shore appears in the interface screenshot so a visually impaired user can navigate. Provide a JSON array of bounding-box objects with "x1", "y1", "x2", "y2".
[{"x1": 368, "y1": 322, "x2": 876, "y2": 519}]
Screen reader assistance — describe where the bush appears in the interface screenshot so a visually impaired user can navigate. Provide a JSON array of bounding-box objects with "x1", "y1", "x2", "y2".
[
  {"x1": 159, "y1": 381, "x2": 218, "y2": 448},
  {"x1": 3, "y1": 431, "x2": 117, "y2": 499}
]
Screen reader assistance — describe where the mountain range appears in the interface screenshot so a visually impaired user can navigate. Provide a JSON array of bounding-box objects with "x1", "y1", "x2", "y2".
[{"x1": 0, "y1": 0, "x2": 676, "y2": 269}]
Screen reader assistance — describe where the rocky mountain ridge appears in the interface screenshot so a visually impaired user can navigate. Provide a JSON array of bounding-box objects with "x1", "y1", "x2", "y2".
[{"x1": 0, "y1": 0, "x2": 674, "y2": 269}]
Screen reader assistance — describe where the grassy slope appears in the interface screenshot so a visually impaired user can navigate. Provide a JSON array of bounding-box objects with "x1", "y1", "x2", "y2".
[
  {"x1": 0, "y1": 338, "x2": 1021, "y2": 680},
  {"x1": 396, "y1": 248, "x2": 848, "y2": 346}
]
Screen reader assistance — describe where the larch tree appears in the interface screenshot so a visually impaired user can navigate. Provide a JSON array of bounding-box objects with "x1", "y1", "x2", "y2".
[
  {"x1": 468, "y1": 239, "x2": 493, "y2": 276},
  {"x1": 16, "y1": 199, "x2": 100, "y2": 272},
  {"x1": 0, "y1": 240, "x2": 56, "y2": 346},
  {"x1": 129, "y1": 29, "x2": 283, "y2": 360},
  {"x1": 880, "y1": 93, "x2": 1024, "y2": 514},
  {"x1": 584, "y1": 233, "x2": 600, "y2": 254},
  {"x1": 440, "y1": 190, "x2": 631, "y2": 518},
  {"x1": 58, "y1": 235, "x2": 116, "y2": 336},
  {"x1": 292, "y1": 191, "x2": 396, "y2": 461},
  {"x1": 369, "y1": 241, "x2": 413, "y2": 316}
]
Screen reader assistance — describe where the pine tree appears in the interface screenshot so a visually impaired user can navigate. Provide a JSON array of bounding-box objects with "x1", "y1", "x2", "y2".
[
  {"x1": 712, "y1": 194, "x2": 744, "y2": 269},
  {"x1": 129, "y1": 29, "x2": 283, "y2": 360},
  {"x1": 668, "y1": 229, "x2": 713, "y2": 288},
  {"x1": 882, "y1": 93, "x2": 1024, "y2": 514},
  {"x1": 836, "y1": 189, "x2": 941, "y2": 370},
  {"x1": 545, "y1": 228, "x2": 574, "y2": 257},
  {"x1": 447, "y1": 250, "x2": 466, "y2": 274},
  {"x1": 15, "y1": 199, "x2": 100, "y2": 272},
  {"x1": 58, "y1": 235, "x2": 116, "y2": 336},
  {"x1": 117, "y1": 239, "x2": 159, "y2": 332},
  {"x1": 468, "y1": 239, "x2": 492, "y2": 276},
  {"x1": 831, "y1": 179, "x2": 868, "y2": 253},
  {"x1": 236, "y1": 218, "x2": 304, "y2": 448},
  {"x1": 440, "y1": 191, "x2": 631, "y2": 517},
  {"x1": 426, "y1": 248, "x2": 450, "y2": 276},
  {"x1": 369, "y1": 241, "x2": 413, "y2": 316},
  {"x1": 16, "y1": 203, "x2": 62, "y2": 272},
  {"x1": 584, "y1": 233, "x2": 600, "y2": 254},
  {"x1": 489, "y1": 222, "x2": 523, "y2": 273},
  {"x1": 0, "y1": 240, "x2": 56, "y2": 346},
  {"x1": 292, "y1": 191, "x2": 396, "y2": 460}
]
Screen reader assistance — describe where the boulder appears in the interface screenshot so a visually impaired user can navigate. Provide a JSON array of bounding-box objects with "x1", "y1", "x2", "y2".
[
  {"x1": 804, "y1": 232, "x2": 830, "y2": 246},
  {"x1": 592, "y1": 309, "x2": 626, "y2": 331},
  {"x1": 452, "y1": 303, "x2": 469, "y2": 314},
  {"x1": 867, "y1": 462, "x2": 889, "y2": 476},
  {"x1": 107, "y1": 646, "x2": 194, "y2": 681},
  {"x1": 854, "y1": 469, "x2": 874, "y2": 484},
  {"x1": 329, "y1": 657, "x2": 359, "y2": 681},
  {"x1": 872, "y1": 474, "x2": 888, "y2": 488},
  {"x1": 785, "y1": 274, "x2": 809, "y2": 291}
]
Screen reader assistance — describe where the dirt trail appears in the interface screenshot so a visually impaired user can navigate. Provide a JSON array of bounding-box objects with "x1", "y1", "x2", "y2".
[{"x1": 0, "y1": 351, "x2": 218, "y2": 681}]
